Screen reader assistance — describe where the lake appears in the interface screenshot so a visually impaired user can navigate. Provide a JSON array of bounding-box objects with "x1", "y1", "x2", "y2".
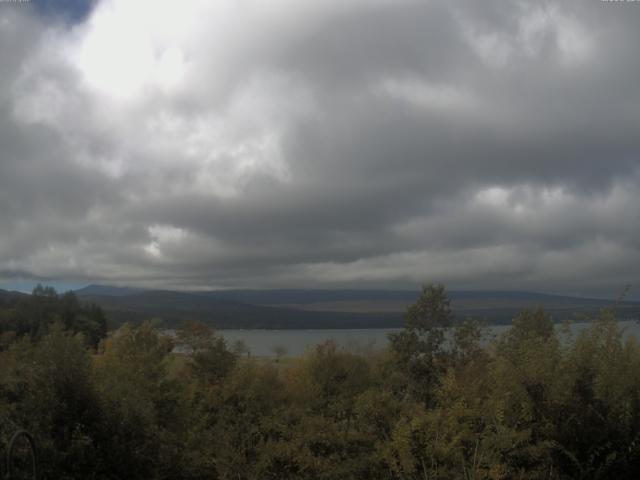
[{"x1": 216, "y1": 320, "x2": 640, "y2": 357}]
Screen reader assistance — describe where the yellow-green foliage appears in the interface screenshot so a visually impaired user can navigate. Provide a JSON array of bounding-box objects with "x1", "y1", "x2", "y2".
[{"x1": 2, "y1": 288, "x2": 640, "y2": 479}]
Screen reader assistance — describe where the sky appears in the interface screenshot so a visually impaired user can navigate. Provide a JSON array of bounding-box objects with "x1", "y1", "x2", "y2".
[{"x1": 0, "y1": 0, "x2": 639, "y2": 298}]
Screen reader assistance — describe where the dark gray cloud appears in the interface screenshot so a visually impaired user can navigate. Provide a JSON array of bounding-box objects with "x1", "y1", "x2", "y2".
[{"x1": 0, "y1": 0, "x2": 639, "y2": 298}]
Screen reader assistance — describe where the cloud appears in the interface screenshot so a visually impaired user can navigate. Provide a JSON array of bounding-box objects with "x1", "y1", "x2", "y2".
[{"x1": 0, "y1": 0, "x2": 639, "y2": 298}]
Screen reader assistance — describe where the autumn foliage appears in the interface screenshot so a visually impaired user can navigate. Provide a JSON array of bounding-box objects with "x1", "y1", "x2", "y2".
[{"x1": 2, "y1": 284, "x2": 640, "y2": 479}]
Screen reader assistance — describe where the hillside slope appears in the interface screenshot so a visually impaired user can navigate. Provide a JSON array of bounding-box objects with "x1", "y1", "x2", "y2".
[
  {"x1": 75, "y1": 285, "x2": 640, "y2": 329},
  {"x1": 76, "y1": 289, "x2": 401, "y2": 329}
]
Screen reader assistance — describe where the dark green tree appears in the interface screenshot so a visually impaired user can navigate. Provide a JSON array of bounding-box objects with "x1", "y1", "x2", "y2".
[{"x1": 389, "y1": 283, "x2": 453, "y2": 405}]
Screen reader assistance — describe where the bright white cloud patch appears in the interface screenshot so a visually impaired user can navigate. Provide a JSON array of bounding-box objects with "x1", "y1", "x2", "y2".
[
  {"x1": 11, "y1": 0, "x2": 316, "y2": 198},
  {"x1": 460, "y1": 3, "x2": 593, "y2": 67},
  {"x1": 379, "y1": 77, "x2": 479, "y2": 113},
  {"x1": 475, "y1": 186, "x2": 511, "y2": 208}
]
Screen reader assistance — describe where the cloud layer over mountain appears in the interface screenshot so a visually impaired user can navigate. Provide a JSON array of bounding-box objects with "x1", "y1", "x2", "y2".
[{"x1": 1, "y1": 0, "x2": 639, "y2": 297}]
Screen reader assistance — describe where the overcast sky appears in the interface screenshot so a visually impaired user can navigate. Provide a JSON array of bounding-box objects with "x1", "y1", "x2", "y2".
[{"x1": 0, "y1": 0, "x2": 639, "y2": 298}]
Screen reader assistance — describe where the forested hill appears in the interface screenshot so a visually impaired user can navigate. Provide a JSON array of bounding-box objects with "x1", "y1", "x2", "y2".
[
  {"x1": 0, "y1": 286, "x2": 107, "y2": 349},
  {"x1": 73, "y1": 288, "x2": 402, "y2": 329},
  {"x1": 74, "y1": 285, "x2": 640, "y2": 329},
  {"x1": 0, "y1": 288, "x2": 27, "y2": 300}
]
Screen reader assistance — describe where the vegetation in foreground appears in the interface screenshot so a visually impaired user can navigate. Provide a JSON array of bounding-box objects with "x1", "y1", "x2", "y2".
[{"x1": 2, "y1": 284, "x2": 640, "y2": 479}]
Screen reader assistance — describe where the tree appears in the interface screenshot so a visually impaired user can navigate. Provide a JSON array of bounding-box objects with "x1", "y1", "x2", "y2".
[
  {"x1": 177, "y1": 321, "x2": 237, "y2": 384},
  {"x1": 0, "y1": 286, "x2": 107, "y2": 349},
  {"x1": 93, "y1": 322, "x2": 185, "y2": 479},
  {"x1": 389, "y1": 283, "x2": 453, "y2": 405},
  {"x1": 0, "y1": 323, "x2": 101, "y2": 479},
  {"x1": 271, "y1": 344, "x2": 288, "y2": 362},
  {"x1": 232, "y1": 339, "x2": 250, "y2": 357},
  {"x1": 405, "y1": 283, "x2": 453, "y2": 333}
]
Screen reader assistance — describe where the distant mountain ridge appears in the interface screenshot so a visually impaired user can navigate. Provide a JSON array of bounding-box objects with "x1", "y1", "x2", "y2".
[
  {"x1": 74, "y1": 287, "x2": 401, "y2": 329},
  {"x1": 75, "y1": 284, "x2": 629, "y2": 304},
  {"x1": 73, "y1": 284, "x2": 640, "y2": 329},
  {"x1": 0, "y1": 288, "x2": 28, "y2": 301},
  {"x1": 74, "y1": 285, "x2": 146, "y2": 297}
]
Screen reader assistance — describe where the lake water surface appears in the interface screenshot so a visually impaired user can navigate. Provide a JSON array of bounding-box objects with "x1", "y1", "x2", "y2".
[{"x1": 217, "y1": 320, "x2": 640, "y2": 357}]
